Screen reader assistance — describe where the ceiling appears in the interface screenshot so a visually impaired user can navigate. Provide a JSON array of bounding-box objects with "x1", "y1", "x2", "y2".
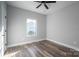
[{"x1": 6, "y1": 1, "x2": 77, "y2": 15}]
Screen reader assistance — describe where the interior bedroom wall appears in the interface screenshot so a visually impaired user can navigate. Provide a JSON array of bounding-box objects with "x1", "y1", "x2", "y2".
[
  {"x1": 0, "y1": 2, "x2": 2, "y2": 48},
  {"x1": 47, "y1": 2, "x2": 79, "y2": 50},
  {"x1": 0, "y1": 2, "x2": 2, "y2": 33},
  {"x1": 7, "y1": 5, "x2": 46, "y2": 47}
]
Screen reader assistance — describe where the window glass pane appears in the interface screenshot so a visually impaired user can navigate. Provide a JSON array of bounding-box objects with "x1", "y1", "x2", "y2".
[{"x1": 26, "y1": 19, "x2": 37, "y2": 37}]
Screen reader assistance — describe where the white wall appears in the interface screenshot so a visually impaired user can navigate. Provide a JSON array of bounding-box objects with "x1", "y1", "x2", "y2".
[
  {"x1": 7, "y1": 5, "x2": 46, "y2": 47},
  {"x1": 0, "y1": 2, "x2": 2, "y2": 53},
  {"x1": 0, "y1": 2, "x2": 3, "y2": 56},
  {"x1": 2, "y1": 2, "x2": 7, "y2": 53},
  {"x1": 0, "y1": 2, "x2": 2, "y2": 32},
  {"x1": 0, "y1": 1, "x2": 7, "y2": 56},
  {"x1": 47, "y1": 2, "x2": 79, "y2": 50}
]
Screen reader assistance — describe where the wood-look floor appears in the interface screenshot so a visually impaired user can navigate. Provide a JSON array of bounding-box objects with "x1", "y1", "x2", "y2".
[{"x1": 5, "y1": 40, "x2": 79, "y2": 57}]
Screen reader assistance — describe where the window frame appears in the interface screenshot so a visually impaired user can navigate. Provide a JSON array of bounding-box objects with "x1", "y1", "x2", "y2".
[{"x1": 26, "y1": 18, "x2": 37, "y2": 37}]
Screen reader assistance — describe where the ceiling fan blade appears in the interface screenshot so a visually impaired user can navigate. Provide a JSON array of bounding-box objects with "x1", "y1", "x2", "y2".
[
  {"x1": 44, "y1": 3, "x2": 48, "y2": 9},
  {"x1": 45, "y1": 1, "x2": 56, "y2": 3},
  {"x1": 35, "y1": 1, "x2": 56, "y2": 3},
  {"x1": 36, "y1": 3, "x2": 42, "y2": 8}
]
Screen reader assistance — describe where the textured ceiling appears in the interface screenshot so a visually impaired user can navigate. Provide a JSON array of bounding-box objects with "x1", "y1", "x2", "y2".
[{"x1": 7, "y1": 1, "x2": 77, "y2": 15}]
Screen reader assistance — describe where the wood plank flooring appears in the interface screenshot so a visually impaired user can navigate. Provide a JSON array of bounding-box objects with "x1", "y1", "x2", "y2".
[{"x1": 5, "y1": 40, "x2": 79, "y2": 57}]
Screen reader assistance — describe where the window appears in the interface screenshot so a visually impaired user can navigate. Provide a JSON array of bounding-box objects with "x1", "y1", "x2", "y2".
[{"x1": 26, "y1": 19, "x2": 37, "y2": 37}]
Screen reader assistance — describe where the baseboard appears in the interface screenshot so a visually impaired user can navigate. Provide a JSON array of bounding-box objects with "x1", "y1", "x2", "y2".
[
  {"x1": 7, "y1": 39, "x2": 45, "y2": 48},
  {"x1": 7, "y1": 38, "x2": 79, "y2": 52},
  {"x1": 46, "y1": 38, "x2": 79, "y2": 51}
]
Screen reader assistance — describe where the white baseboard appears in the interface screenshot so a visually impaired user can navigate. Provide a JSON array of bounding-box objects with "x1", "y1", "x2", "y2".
[
  {"x1": 46, "y1": 38, "x2": 79, "y2": 51},
  {"x1": 7, "y1": 38, "x2": 79, "y2": 52},
  {"x1": 7, "y1": 39, "x2": 45, "y2": 48}
]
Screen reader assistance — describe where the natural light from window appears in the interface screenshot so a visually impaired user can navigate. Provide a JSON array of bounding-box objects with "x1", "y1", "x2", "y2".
[{"x1": 26, "y1": 19, "x2": 37, "y2": 37}]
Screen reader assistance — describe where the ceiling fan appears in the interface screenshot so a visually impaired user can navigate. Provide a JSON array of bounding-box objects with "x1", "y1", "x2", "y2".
[{"x1": 35, "y1": 1, "x2": 56, "y2": 9}]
